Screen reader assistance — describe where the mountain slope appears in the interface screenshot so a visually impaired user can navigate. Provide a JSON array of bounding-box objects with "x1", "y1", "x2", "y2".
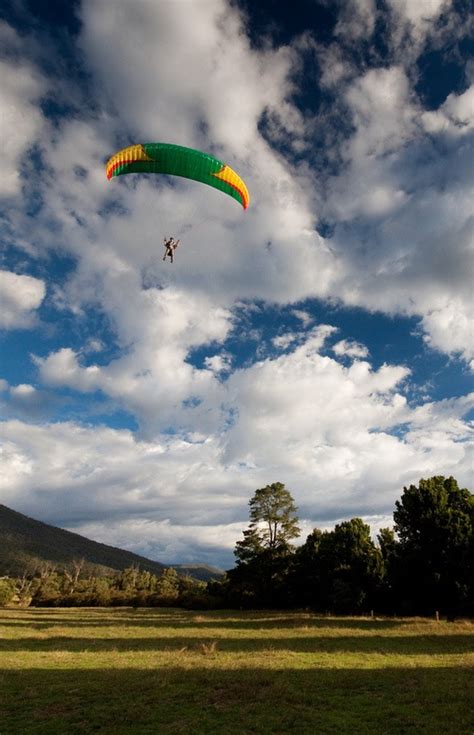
[{"x1": 0, "y1": 504, "x2": 223, "y2": 580}]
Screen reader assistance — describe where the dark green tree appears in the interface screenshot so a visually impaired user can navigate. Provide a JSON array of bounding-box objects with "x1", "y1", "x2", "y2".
[
  {"x1": 291, "y1": 528, "x2": 324, "y2": 607},
  {"x1": 377, "y1": 527, "x2": 397, "y2": 562},
  {"x1": 319, "y1": 519, "x2": 382, "y2": 613},
  {"x1": 393, "y1": 476, "x2": 473, "y2": 616},
  {"x1": 376, "y1": 527, "x2": 399, "y2": 613},
  {"x1": 292, "y1": 519, "x2": 383, "y2": 613},
  {"x1": 178, "y1": 575, "x2": 208, "y2": 608}
]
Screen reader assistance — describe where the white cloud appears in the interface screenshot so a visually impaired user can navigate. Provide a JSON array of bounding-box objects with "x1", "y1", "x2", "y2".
[
  {"x1": 344, "y1": 66, "x2": 416, "y2": 159},
  {"x1": 0, "y1": 380, "x2": 62, "y2": 422},
  {"x1": 422, "y1": 84, "x2": 474, "y2": 134},
  {"x1": 445, "y1": 85, "x2": 474, "y2": 127},
  {"x1": 335, "y1": 0, "x2": 377, "y2": 42},
  {"x1": 386, "y1": 0, "x2": 450, "y2": 37},
  {"x1": 292, "y1": 309, "x2": 313, "y2": 327},
  {"x1": 384, "y1": 0, "x2": 453, "y2": 59},
  {"x1": 79, "y1": 0, "x2": 298, "y2": 154},
  {"x1": 204, "y1": 353, "x2": 232, "y2": 374},
  {"x1": 6, "y1": 2, "x2": 468, "y2": 367},
  {"x1": 1, "y1": 336, "x2": 471, "y2": 563},
  {"x1": 36, "y1": 348, "x2": 101, "y2": 393},
  {"x1": 0, "y1": 25, "x2": 46, "y2": 197},
  {"x1": 2, "y1": 1, "x2": 470, "y2": 364},
  {"x1": 314, "y1": 65, "x2": 474, "y2": 363},
  {"x1": 10, "y1": 384, "x2": 37, "y2": 398},
  {"x1": 222, "y1": 327, "x2": 411, "y2": 470},
  {"x1": 272, "y1": 333, "x2": 298, "y2": 349},
  {"x1": 0, "y1": 270, "x2": 46, "y2": 329},
  {"x1": 0, "y1": 418, "x2": 254, "y2": 565},
  {"x1": 421, "y1": 299, "x2": 474, "y2": 363},
  {"x1": 70, "y1": 517, "x2": 244, "y2": 567},
  {"x1": 332, "y1": 339, "x2": 369, "y2": 359},
  {"x1": 35, "y1": 285, "x2": 233, "y2": 435},
  {"x1": 83, "y1": 338, "x2": 105, "y2": 354}
]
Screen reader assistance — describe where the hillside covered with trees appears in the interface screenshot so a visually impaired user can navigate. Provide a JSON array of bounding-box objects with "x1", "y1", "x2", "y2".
[{"x1": 0, "y1": 504, "x2": 222, "y2": 582}]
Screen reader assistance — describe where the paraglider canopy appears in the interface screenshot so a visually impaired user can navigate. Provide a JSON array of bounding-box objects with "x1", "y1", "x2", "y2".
[{"x1": 106, "y1": 142, "x2": 249, "y2": 210}]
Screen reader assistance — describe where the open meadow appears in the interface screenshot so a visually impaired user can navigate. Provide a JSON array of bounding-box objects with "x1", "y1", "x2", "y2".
[{"x1": 0, "y1": 607, "x2": 473, "y2": 734}]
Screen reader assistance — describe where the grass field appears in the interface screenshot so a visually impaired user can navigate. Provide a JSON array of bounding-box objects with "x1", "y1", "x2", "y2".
[{"x1": 0, "y1": 608, "x2": 473, "y2": 734}]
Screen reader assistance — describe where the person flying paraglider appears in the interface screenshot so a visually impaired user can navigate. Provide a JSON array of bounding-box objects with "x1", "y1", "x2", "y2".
[
  {"x1": 163, "y1": 236, "x2": 180, "y2": 263},
  {"x1": 105, "y1": 143, "x2": 249, "y2": 267}
]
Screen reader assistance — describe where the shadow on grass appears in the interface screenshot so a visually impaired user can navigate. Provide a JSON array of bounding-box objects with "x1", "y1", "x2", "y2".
[
  {"x1": 0, "y1": 609, "x2": 437, "y2": 630},
  {"x1": 1, "y1": 632, "x2": 473, "y2": 655},
  {"x1": 1, "y1": 665, "x2": 473, "y2": 734}
]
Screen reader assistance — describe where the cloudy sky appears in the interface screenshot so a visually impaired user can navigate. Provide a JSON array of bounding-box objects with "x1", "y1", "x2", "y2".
[{"x1": 0, "y1": 0, "x2": 472, "y2": 568}]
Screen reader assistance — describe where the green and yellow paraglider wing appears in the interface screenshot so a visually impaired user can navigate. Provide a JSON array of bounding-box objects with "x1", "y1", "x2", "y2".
[{"x1": 105, "y1": 142, "x2": 249, "y2": 209}]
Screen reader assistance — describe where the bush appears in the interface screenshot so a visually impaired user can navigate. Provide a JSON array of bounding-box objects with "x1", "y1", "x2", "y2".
[{"x1": 0, "y1": 578, "x2": 16, "y2": 606}]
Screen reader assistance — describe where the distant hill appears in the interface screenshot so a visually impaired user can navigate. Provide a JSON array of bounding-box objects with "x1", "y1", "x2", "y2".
[
  {"x1": 0, "y1": 504, "x2": 223, "y2": 582},
  {"x1": 173, "y1": 563, "x2": 225, "y2": 581}
]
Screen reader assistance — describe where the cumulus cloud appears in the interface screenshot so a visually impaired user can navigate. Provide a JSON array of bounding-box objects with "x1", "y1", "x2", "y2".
[
  {"x1": 79, "y1": 0, "x2": 299, "y2": 153},
  {"x1": 70, "y1": 517, "x2": 244, "y2": 568},
  {"x1": 0, "y1": 270, "x2": 46, "y2": 329},
  {"x1": 0, "y1": 380, "x2": 64, "y2": 422},
  {"x1": 386, "y1": 0, "x2": 451, "y2": 47},
  {"x1": 422, "y1": 84, "x2": 474, "y2": 133},
  {"x1": 0, "y1": 336, "x2": 471, "y2": 564},
  {"x1": 315, "y1": 65, "x2": 474, "y2": 363},
  {"x1": 292, "y1": 309, "x2": 313, "y2": 327},
  {"x1": 0, "y1": 24, "x2": 47, "y2": 197},
  {"x1": 420, "y1": 299, "x2": 474, "y2": 364},
  {"x1": 332, "y1": 339, "x2": 369, "y2": 359},
  {"x1": 272, "y1": 333, "x2": 298, "y2": 349},
  {"x1": 335, "y1": 0, "x2": 377, "y2": 42},
  {"x1": 0, "y1": 418, "x2": 254, "y2": 565},
  {"x1": 5, "y1": 0, "x2": 470, "y2": 365},
  {"x1": 344, "y1": 66, "x2": 416, "y2": 160},
  {"x1": 35, "y1": 286, "x2": 233, "y2": 435},
  {"x1": 204, "y1": 352, "x2": 232, "y2": 374},
  {"x1": 221, "y1": 327, "x2": 410, "y2": 470},
  {"x1": 10, "y1": 384, "x2": 37, "y2": 398}
]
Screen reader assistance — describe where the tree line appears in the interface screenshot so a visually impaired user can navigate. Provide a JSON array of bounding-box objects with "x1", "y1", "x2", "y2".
[
  {"x1": 0, "y1": 563, "x2": 211, "y2": 609},
  {"x1": 223, "y1": 476, "x2": 473, "y2": 618},
  {"x1": 0, "y1": 475, "x2": 472, "y2": 617}
]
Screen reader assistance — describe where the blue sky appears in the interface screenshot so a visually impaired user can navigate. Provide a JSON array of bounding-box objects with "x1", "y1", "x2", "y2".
[{"x1": 0, "y1": 0, "x2": 472, "y2": 568}]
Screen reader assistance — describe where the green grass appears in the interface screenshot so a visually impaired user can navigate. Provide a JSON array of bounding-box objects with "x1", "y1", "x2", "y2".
[{"x1": 0, "y1": 608, "x2": 473, "y2": 734}]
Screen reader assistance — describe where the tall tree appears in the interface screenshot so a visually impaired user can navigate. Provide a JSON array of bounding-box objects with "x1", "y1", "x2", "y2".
[
  {"x1": 230, "y1": 482, "x2": 300, "y2": 607},
  {"x1": 393, "y1": 476, "x2": 473, "y2": 616}
]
